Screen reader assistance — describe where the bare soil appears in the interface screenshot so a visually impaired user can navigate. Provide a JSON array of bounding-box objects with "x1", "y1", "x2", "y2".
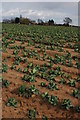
[{"x1": 2, "y1": 40, "x2": 80, "y2": 119}]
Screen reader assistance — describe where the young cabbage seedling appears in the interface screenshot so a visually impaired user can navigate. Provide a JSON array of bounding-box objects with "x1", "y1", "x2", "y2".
[
  {"x1": 6, "y1": 98, "x2": 18, "y2": 107},
  {"x1": 61, "y1": 99, "x2": 73, "y2": 110},
  {"x1": 28, "y1": 109, "x2": 36, "y2": 119}
]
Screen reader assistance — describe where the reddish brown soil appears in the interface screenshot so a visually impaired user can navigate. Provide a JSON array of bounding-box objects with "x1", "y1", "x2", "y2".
[{"x1": 2, "y1": 40, "x2": 80, "y2": 119}]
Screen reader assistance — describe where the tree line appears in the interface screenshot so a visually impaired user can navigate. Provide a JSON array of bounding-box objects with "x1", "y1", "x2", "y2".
[{"x1": 3, "y1": 15, "x2": 72, "y2": 26}]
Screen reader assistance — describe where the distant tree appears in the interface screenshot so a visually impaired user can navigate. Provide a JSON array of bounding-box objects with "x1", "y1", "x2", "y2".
[
  {"x1": 38, "y1": 19, "x2": 44, "y2": 25},
  {"x1": 3, "y1": 19, "x2": 7, "y2": 23},
  {"x1": 11, "y1": 18, "x2": 15, "y2": 23},
  {"x1": 63, "y1": 17, "x2": 72, "y2": 26},
  {"x1": 20, "y1": 18, "x2": 31, "y2": 25},
  {"x1": 15, "y1": 17, "x2": 20, "y2": 23},
  {"x1": 3, "y1": 19, "x2": 11, "y2": 23},
  {"x1": 48, "y1": 19, "x2": 54, "y2": 25}
]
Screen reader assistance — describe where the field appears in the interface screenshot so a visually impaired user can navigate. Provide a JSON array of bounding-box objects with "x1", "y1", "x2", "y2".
[{"x1": 2, "y1": 24, "x2": 80, "y2": 119}]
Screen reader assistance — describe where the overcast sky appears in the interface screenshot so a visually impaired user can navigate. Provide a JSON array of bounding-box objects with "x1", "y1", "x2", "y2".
[{"x1": 0, "y1": 1, "x2": 79, "y2": 25}]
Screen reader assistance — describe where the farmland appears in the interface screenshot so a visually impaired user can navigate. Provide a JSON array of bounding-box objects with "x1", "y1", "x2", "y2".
[{"x1": 2, "y1": 23, "x2": 80, "y2": 119}]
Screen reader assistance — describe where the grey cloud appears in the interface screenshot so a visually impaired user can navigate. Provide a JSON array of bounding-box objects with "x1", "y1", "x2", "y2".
[{"x1": 2, "y1": 2, "x2": 78, "y2": 25}]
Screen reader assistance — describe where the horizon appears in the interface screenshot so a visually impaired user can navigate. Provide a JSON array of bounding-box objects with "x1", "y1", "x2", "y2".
[{"x1": 1, "y1": 2, "x2": 78, "y2": 26}]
